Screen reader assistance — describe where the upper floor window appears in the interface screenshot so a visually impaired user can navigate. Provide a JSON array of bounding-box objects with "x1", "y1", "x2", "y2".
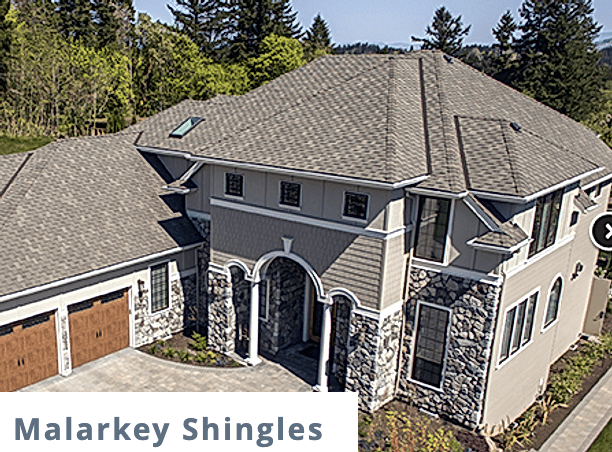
[
  {"x1": 414, "y1": 196, "x2": 451, "y2": 263},
  {"x1": 343, "y1": 192, "x2": 369, "y2": 220},
  {"x1": 544, "y1": 277, "x2": 562, "y2": 329},
  {"x1": 150, "y1": 263, "x2": 169, "y2": 313},
  {"x1": 411, "y1": 303, "x2": 450, "y2": 388},
  {"x1": 529, "y1": 190, "x2": 563, "y2": 258},
  {"x1": 169, "y1": 117, "x2": 202, "y2": 138},
  {"x1": 279, "y1": 181, "x2": 301, "y2": 208},
  {"x1": 225, "y1": 173, "x2": 244, "y2": 198},
  {"x1": 499, "y1": 292, "x2": 538, "y2": 364}
]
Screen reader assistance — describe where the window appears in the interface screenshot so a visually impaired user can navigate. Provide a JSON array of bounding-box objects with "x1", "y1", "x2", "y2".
[
  {"x1": 225, "y1": 173, "x2": 244, "y2": 198},
  {"x1": 544, "y1": 278, "x2": 562, "y2": 329},
  {"x1": 169, "y1": 117, "x2": 203, "y2": 138},
  {"x1": 411, "y1": 304, "x2": 450, "y2": 388},
  {"x1": 529, "y1": 190, "x2": 563, "y2": 257},
  {"x1": 279, "y1": 181, "x2": 301, "y2": 208},
  {"x1": 570, "y1": 211, "x2": 579, "y2": 227},
  {"x1": 343, "y1": 192, "x2": 369, "y2": 220},
  {"x1": 414, "y1": 196, "x2": 451, "y2": 263},
  {"x1": 499, "y1": 292, "x2": 538, "y2": 364},
  {"x1": 150, "y1": 263, "x2": 169, "y2": 313}
]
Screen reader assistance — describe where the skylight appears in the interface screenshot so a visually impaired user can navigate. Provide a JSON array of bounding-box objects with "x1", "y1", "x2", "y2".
[{"x1": 169, "y1": 117, "x2": 203, "y2": 138}]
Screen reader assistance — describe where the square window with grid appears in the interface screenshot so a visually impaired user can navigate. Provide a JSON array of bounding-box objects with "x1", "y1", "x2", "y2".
[
  {"x1": 280, "y1": 181, "x2": 301, "y2": 207},
  {"x1": 343, "y1": 192, "x2": 368, "y2": 220},
  {"x1": 411, "y1": 304, "x2": 450, "y2": 388},
  {"x1": 150, "y1": 263, "x2": 169, "y2": 313},
  {"x1": 414, "y1": 196, "x2": 451, "y2": 263},
  {"x1": 225, "y1": 173, "x2": 244, "y2": 198}
]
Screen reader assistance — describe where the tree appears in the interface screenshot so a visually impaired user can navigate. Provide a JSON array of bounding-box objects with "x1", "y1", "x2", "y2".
[
  {"x1": 302, "y1": 13, "x2": 333, "y2": 61},
  {"x1": 167, "y1": 0, "x2": 226, "y2": 58},
  {"x1": 513, "y1": 0, "x2": 605, "y2": 121},
  {"x1": 226, "y1": 0, "x2": 302, "y2": 61},
  {"x1": 412, "y1": 6, "x2": 471, "y2": 57},
  {"x1": 248, "y1": 33, "x2": 304, "y2": 88},
  {"x1": 490, "y1": 10, "x2": 518, "y2": 84},
  {"x1": 56, "y1": 0, "x2": 95, "y2": 46},
  {"x1": 0, "y1": 0, "x2": 11, "y2": 92}
]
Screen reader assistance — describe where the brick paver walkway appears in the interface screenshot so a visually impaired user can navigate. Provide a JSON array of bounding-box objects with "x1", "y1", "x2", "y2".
[
  {"x1": 20, "y1": 348, "x2": 313, "y2": 392},
  {"x1": 538, "y1": 365, "x2": 612, "y2": 452}
]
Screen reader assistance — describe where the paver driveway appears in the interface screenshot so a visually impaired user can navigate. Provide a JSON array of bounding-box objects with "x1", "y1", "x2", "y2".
[{"x1": 20, "y1": 348, "x2": 313, "y2": 392}]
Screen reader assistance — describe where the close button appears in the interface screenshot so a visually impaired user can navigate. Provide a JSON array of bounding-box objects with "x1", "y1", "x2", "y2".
[{"x1": 589, "y1": 212, "x2": 612, "y2": 251}]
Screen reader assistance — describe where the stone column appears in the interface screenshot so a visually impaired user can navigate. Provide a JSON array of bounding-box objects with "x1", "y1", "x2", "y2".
[
  {"x1": 315, "y1": 300, "x2": 333, "y2": 392},
  {"x1": 247, "y1": 280, "x2": 262, "y2": 365}
]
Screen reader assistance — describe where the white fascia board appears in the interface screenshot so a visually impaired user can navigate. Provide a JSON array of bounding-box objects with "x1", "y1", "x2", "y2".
[
  {"x1": 524, "y1": 167, "x2": 605, "y2": 202},
  {"x1": 162, "y1": 185, "x2": 196, "y2": 195},
  {"x1": 0, "y1": 243, "x2": 202, "y2": 304},
  {"x1": 462, "y1": 197, "x2": 501, "y2": 232},
  {"x1": 137, "y1": 146, "x2": 429, "y2": 191},
  {"x1": 466, "y1": 237, "x2": 531, "y2": 254},
  {"x1": 582, "y1": 172, "x2": 612, "y2": 190},
  {"x1": 179, "y1": 161, "x2": 204, "y2": 182},
  {"x1": 406, "y1": 188, "x2": 469, "y2": 199}
]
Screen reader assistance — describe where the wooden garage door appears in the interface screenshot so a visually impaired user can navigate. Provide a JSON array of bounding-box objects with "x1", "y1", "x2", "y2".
[
  {"x1": 69, "y1": 289, "x2": 129, "y2": 369},
  {"x1": 0, "y1": 313, "x2": 59, "y2": 392}
]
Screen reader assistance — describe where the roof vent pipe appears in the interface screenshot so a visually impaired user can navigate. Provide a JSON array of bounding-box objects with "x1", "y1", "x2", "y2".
[
  {"x1": 443, "y1": 54, "x2": 453, "y2": 64},
  {"x1": 510, "y1": 122, "x2": 521, "y2": 132}
]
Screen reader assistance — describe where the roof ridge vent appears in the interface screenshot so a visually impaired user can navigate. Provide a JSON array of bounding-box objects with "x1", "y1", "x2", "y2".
[{"x1": 510, "y1": 122, "x2": 521, "y2": 132}]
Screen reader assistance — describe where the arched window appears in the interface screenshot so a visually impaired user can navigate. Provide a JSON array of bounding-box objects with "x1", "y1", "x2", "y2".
[{"x1": 545, "y1": 278, "x2": 562, "y2": 328}]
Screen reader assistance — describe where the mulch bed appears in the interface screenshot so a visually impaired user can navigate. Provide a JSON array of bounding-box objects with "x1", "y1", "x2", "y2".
[{"x1": 136, "y1": 329, "x2": 243, "y2": 368}]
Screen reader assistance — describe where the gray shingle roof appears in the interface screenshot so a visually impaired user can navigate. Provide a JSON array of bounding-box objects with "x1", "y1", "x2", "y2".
[
  {"x1": 0, "y1": 134, "x2": 202, "y2": 298},
  {"x1": 134, "y1": 51, "x2": 612, "y2": 196}
]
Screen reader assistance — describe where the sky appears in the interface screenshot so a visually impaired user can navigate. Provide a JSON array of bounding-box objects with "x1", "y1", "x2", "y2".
[{"x1": 133, "y1": 0, "x2": 612, "y2": 47}]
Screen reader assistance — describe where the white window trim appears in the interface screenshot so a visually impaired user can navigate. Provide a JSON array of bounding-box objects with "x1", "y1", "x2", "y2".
[
  {"x1": 278, "y1": 180, "x2": 302, "y2": 211},
  {"x1": 496, "y1": 287, "x2": 540, "y2": 370},
  {"x1": 341, "y1": 190, "x2": 370, "y2": 223},
  {"x1": 259, "y1": 279, "x2": 270, "y2": 322},
  {"x1": 412, "y1": 195, "x2": 455, "y2": 266},
  {"x1": 223, "y1": 172, "x2": 245, "y2": 200},
  {"x1": 148, "y1": 261, "x2": 172, "y2": 316},
  {"x1": 408, "y1": 300, "x2": 453, "y2": 392},
  {"x1": 541, "y1": 274, "x2": 563, "y2": 333}
]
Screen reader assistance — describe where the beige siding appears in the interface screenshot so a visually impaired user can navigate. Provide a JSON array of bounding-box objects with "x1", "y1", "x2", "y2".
[
  {"x1": 379, "y1": 234, "x2": 406, "y2": 310},
  {"x1": 482, "y1": 186, "x2": 606, "y2": 426},
  {"x1": 186, "y1": 165, "x2": 211, "y2": 213},
  {"x1": 209, "y1": 205, "x2": 384, "y2": 308},
  {"x1": 158, "y1": 155, "x2": 188, "y2": 180}
]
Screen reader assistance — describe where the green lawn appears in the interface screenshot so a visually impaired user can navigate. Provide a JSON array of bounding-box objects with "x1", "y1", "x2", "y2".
[
  {"x1": 588, "y1": 418, "x2": 612, "y2": 452},
  {"x1": 0, "y1": 135, "x2": 54, "y2": 155}
]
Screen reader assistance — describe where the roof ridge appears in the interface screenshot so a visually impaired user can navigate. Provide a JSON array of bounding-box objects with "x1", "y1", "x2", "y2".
[{"x1": 198, "y1": 58, "x2": 394, "y2": 153}]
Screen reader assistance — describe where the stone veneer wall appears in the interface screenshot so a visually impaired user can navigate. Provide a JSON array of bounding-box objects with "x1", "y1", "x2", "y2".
[
  {"x1": 134, "y1": 275, "x2": 197, "y2": 347},
  {"x1": 397, "y1": 268, "x2": 501, "y2": 428},
  {"x1": 207, "y1": 270, "x2": 235, "y2": 353},
  {"x1": 230, "y1": 267, "x2": 250, "y2": 357},
  {"x1": 259, "y1": 258, "x2": 305, "y2": 355},
  {"x1": 345, "y1": 308, "x2": 403, "y2": 412},
  {"x1": 187, "y1": 217, "x2": 210, "y2": 335},
  {"x1": 58, "y1": 308, "x2": 71, "y2": 375},
  {"x1": 331, "y1": 296, "x2": 351, "y2": 387}
]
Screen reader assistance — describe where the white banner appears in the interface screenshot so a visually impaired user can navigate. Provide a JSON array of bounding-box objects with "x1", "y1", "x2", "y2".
[{"x1": 0, "y1": 392, "x2": 357, "y2": 451}]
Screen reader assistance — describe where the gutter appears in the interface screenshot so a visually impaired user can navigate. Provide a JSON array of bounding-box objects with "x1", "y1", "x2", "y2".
[
  {"x1": 0, "y1": 243, "x2": 203, "y2": 304},
  {"x1": 466, "y1": 237, "x2": 532, "y2": 254}
]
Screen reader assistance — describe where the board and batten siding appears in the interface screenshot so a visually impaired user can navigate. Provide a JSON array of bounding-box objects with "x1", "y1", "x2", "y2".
[{"x1": 209, "y1": 205, "x2": 384, "y2": 309}]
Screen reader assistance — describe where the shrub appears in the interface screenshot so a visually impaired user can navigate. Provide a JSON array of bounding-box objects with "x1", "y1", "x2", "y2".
[
  {"x1": 177, "y1": 350, "x2": 192, "y2": 362},
  {"x1": 148, "y1": 344, "x2": 159, "y2": 355},
  {"x1": 190, "y1": 331, "x2": 207, "y2": 351},
  {"x1": 162, "y1": 347, "x2": 177, "y2": 358}
]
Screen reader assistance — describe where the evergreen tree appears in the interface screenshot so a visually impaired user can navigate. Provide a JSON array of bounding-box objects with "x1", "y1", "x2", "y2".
[
  {"x1": 514, "y1": 0, "x2": 604, "y2": 121},
  {"x1": 412, "y1": 6, "x2": 470, "y2": 57},
  {"x1": 302, "y1": 13, "x2": 333, "y2": 61},
  {"x1": 93, "y1": 0, "x2": 135, "y2": 49},
  {"x1": 0, "y1": 0, "x2": 11, "y2": 92},
  {"x1": 56, "y1": 0, "x2": 95, "y2": 46},
  {"x1": 168, "y1": 0, "x2": 226, "y2": 58},
  {"x1": 490, "y1": 10, "x2": 518, "y2": 84},
  {"x1": 226, "y1": 0, "x2": 301, "y2": 61}
]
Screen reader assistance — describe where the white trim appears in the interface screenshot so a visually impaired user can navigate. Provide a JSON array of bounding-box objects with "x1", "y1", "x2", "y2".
[
  {"x1": 180, "y1": 161, "x2": 204, "y2": 182},
  {"x1": 583, "y1": 173, "x2": 612, "y2": 191},
  {"x1": 542, "y1": 275, "x2": 563, "y2": 333},
  {"x1": 148, "y1": 261, "x2": 172, "y2": 316},
  {"x1": 162, "y1": 185, "x2": 194, "y2": 195},
  {"x1": 496, "y1": 287, "x2": 540, "y2": 370},
  {"x1": 470, "y1": 190, "x2": 526, "y2": 204},
  {"x1": 411, "y1": 258, "x2": 503, "y2": 286},
  {"x1": 341, "y1": 190, "x2": 370, "y2": 223},
  {"x1": 136, "y1": 146, "x2": 429, "y2": 190},
  {"x1": 504, "y1": 234, "x2": 575, "y2": 279},
  {"x1": 210, "y1": 197, "x2": 405, "y2": 240},
  {"x1": 208, "y1": 262, "x2": 230, "y2": 277},
  {"x1": 524, "y1": 168, "x2": 604, "y2": 202},
  {"x1": 462, "y1": 197, "x2": 501, "y2": 232},
  {"x1": 186, "y1": 209, "x2": 211, "y2": 222},
  {"x1": 223, "y1": 171, "x2": 244, "y2": 199},
  {"x1": 407, "y1": 188, "x2": 469, "y2": 199},
  {"x1": 224, "y1": 259, "x2": 252, "y2": 280},
  {"x1": 55, "y1": 308, "x2": 65, "y2": 375},
  {"x1": 278, "y1": 180, "x2": 302, "y2": 210},
  {"x1": 443, "y1": 200, "x2": 456, "y2": 265},
  {"x1": 0, "y1": 244, "x2": 201, "y2": 304},
  {"x1": 408, "y1": 300, "x2": 453, "y2": 392},
  {"x1": 466, "y1": 237, "x2": 531, "y2": 254}
]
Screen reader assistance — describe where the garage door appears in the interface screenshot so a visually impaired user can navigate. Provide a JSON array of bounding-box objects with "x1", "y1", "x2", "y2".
[
  {"x1": 0, "y1": 312, "x2": 59, "y2": 392},
  {"x1": 69, "y1": 289, "x2": 130, "y2": 369}
]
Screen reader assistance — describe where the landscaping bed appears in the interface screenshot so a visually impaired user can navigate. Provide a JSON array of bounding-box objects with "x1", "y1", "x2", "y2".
[{"x1": 137, "y1": 329, "x2": 243, "y2": 368}]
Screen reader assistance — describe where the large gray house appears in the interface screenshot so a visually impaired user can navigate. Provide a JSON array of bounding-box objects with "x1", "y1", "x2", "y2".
[{"x1": 1, "y1": 51, "x2": 611, "y2": 430}]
